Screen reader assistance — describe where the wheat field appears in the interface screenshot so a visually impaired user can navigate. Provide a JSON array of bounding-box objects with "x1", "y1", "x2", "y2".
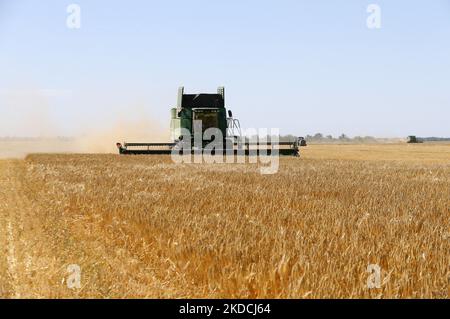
[{"x1": 0, "y1": 143, "x2": 449, "y2": 298}]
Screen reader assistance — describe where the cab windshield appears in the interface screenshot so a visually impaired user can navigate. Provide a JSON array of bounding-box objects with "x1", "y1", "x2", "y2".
[{"x1": 193, "y1": 110, "x2": 219, "y2": 134}]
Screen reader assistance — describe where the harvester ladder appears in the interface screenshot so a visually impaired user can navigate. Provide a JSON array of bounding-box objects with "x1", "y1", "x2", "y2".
[{"x1": 227, "y1": 118, "x2": 242, "y2": 139}]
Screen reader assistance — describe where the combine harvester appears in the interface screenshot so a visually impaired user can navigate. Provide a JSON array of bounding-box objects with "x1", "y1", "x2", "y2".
[{"x1": 116, "y1": 87, "x2": 306, "y2": 156}]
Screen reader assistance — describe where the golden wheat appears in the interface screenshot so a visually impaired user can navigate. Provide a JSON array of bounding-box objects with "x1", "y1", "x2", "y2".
[{"x1": 0, "y1": 143, "x2": 449, "y2": 298}]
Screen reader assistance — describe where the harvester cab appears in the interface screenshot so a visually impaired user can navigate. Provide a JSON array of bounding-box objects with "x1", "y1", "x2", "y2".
[
  {"x1": 170, "y1": 86, "x2": 231, "y2": 146},
  {"x1": 117, "y1": 87, "x2": 304, "y2": 156}
]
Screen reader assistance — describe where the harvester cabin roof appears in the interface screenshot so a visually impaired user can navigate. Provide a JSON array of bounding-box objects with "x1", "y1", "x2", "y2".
[{"x1": 181, "y1": 94, "x2": 224, "y2": 109}]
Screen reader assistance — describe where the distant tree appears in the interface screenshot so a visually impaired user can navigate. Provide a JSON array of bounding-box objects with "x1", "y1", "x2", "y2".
[
  {"x1": 313, "y1": 133, "x2": 323, "y2": 140},
  {"x1": 279, "y1": 134, "x2": 296, "y2": 142},
  {"x1": 326, "y1": 135, "x2": 333, "y2": 140},
  {"x1": 339, "y1": 134, "x2": 348, "y2": 140}
]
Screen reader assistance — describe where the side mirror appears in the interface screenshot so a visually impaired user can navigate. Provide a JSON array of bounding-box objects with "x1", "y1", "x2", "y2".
[{"x1": 228, "y1": 110, "x2": 233, "y2": 118}]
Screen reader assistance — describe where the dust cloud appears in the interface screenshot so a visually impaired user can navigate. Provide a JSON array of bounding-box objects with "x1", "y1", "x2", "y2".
[
  {"x1": 74, "y1": 117, "x2": 169, "y2": 153},
  {"x1": 0, "y1": 89, "x2": 170, "y2": 158},
  {"x1": 0, "y1": 118, "x2": 169, "y2": 158}
]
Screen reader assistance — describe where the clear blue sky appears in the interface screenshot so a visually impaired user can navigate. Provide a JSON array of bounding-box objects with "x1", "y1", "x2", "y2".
[{"x1": 1, "y1": 0, "x2": 449, "y2": 137}]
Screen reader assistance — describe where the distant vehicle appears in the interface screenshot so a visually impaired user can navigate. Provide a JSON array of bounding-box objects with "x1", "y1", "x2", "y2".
[
  {"x1": 298, "y1": 137, "x2": 307, "y2": 147},
  {"x1": 407, "y1": 136, "x2": 423, "y2": 143}
]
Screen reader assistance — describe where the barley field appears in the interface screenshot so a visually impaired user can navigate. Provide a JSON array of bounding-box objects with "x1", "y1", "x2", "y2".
[{"x1": 0, "y1": 144, "x2": 449, "y2": 298}]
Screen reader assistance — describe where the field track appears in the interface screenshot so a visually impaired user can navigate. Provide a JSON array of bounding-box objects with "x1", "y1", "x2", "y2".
[{"x1": 0, "y1": 144, "x2": 449, "y2": 298}]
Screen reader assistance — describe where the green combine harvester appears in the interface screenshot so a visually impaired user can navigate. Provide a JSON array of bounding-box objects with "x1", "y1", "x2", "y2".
[{"x1": 116, "y1": 87, "x2": 305, "y2": 156}]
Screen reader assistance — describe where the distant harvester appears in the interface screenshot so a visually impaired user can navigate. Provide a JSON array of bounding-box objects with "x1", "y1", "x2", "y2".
[{"x1": 407, "y1": 136, "x2": 423, "y2": 143}]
